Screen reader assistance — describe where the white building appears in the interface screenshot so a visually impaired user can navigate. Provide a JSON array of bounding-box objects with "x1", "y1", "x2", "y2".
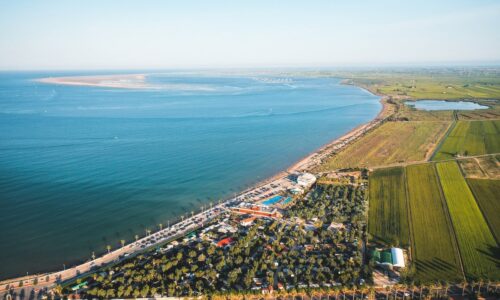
[
  {"x1": 296, "y1": 173, "x2": 316, "y2": 187},
  {"x1": 391, "y1": 247, "x2": 405, "y2": 268}
]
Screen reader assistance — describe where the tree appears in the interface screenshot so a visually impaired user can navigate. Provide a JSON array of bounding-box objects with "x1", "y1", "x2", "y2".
[
  {"x1": 120, "y1": 239, "x2": 125, "y2": 247},
  {"x1": 106, "y1": 245, "x2": 111, "y2": 254},
  {"x1": 443, "y1": 281, "x2": 450, "y2": 297}
]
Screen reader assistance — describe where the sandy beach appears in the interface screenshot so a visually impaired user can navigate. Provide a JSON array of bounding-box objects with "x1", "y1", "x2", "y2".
[{"x1": 36, "y1": 74, "x2": 148, "y2": 89}]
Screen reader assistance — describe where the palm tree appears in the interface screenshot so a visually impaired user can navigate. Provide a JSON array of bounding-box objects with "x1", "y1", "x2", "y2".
[
  {"x1": 135, "y1": 234, "x2": 139, "y2": 241},
  {"x1": 120, "y1": 239, "x2": 125, "y2": 247},
  {"x1": 146, "y1": 229, "x2": 151, "y2": 236},
  {"x1": 333, "y1": 287, "x2": 340, "y2": 300},
  {"x1": 478, "y1": 279, "x2": 484, "y2": 297},
  {"x1": 360, "y1": 287, "x2": 368, "y2": 300},
  {"x1": 368, "y1": 287, "x2": 375, "y2": 300},
  {"x1": 385, "y1": 286, "x2": 390, "y2": 300},
  {"x1": 91, "y1": 251, "x2": 95, "y2": 260},
  {"x1": 106, "y1": 245, "x2": 111, "y2": 254},
  {"x1": 443, "y1": 281, "x2": 450, "y2": 298},
  {"x1": 159, "y1": 223, "x2": 163, "y2": 231},
  {"x1": 434, "y1": 282, "x2": 442, "y2": 298},
  {"x1": 409, "y1": 282, "x2": 415, "y2": 299},
  {"x1": 340, "y1": 287, "x2": 347, "y2": 300}
]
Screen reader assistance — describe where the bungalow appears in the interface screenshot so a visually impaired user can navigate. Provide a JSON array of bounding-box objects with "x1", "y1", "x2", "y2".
[
  {"x1": 216, "y1": 237, "x2": 234, "y2": 247},
  {"x1": 240, "y1": 216, "x2": 257, "y2": 226}
]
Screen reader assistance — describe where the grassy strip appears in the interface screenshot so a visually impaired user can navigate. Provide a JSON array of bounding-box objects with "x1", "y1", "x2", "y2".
[
  {"x1": 320, "y1": 121, "x2": 449, "y2": 170},
  {"x1": 467, "y1": 179, "x2": 500, "y2": 243},
  {"x1": 406, "y1": 164, "x2": 463, "y2": 282},
  {"x1": 368, "y1": 167, "x2": 409, "y2": 247},
  {"x1": 436, "y1": 161, "x2": 499, "y2": 280}
]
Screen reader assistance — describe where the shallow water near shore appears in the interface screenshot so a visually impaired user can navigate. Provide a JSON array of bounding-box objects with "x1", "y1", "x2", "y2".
[{"x1": 0, "y1": 71, "x2": 380, "y2": 279}]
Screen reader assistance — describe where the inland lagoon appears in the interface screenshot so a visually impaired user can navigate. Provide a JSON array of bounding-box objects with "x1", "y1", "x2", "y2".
[
  {"x1": 0, "y1": 71, "x2": 380, "y2": 278},
  {"x1": 405, "y1": 100, "x2": 488, "y2": 111}
]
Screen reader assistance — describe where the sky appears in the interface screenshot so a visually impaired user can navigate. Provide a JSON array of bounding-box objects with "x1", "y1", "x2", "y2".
[{"x1": 0, "y1": 0, "x2": 499, "y2": 70}]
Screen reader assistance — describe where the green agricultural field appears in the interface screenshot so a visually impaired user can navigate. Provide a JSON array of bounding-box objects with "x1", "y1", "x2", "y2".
[
  {"x1": 406, "y1": 164, "x2": 463, "y2": 282},
  {"x1": 368, "y1": 167, "x2": 410, "y2": 247},
  {"x1": 433, "y1": 120, "x2": 500, "y2": 161},
  {"x1": 467, "y1": 179, "x2": 500, "y2": 242},
  {"x1": 336, "y1": 71, "x2": 500, "y2": 100},
  {"x1": 436, "y1": 161, "x2": 499, "y2": 280},
  {"x1": 319, "y1": 121, "x2": 450, "y2": 170}
]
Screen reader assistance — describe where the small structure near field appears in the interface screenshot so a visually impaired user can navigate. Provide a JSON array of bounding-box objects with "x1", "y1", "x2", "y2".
[{"x1": 372, "y1": 247, "x2": 405, "y2": 269}]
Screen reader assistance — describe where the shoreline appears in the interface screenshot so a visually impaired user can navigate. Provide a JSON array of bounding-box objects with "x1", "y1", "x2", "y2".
[{"x1": 0, "y1": 78, "x2": 388, "y2": 290}]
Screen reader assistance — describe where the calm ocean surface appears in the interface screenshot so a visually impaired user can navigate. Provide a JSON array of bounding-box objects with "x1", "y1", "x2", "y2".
[{"x1": 0, "y1": 71, "x2": 380, "y2": 279}]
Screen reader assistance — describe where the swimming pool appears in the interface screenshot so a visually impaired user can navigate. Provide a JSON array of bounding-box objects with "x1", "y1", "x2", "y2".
[
  {"x1": 281, "y1": 197, "x2": 292, "y2": 205},
  {"x1": 261, "y1": 195, "x2": 283, "y2": 206}
]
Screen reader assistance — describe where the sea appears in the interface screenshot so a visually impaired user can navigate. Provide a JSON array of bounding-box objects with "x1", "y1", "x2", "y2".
[{"x1": 0, "y1": 71, "x2": 380, "y2": 279}]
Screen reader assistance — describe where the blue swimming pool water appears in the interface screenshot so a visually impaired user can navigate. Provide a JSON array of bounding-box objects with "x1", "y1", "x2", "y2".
[
  {"x1": 282, "y1": 197, "x2": 292, "y2": 205},
  {"x1": 261, "y1": 195, "x2": 283, "y2": 206}
]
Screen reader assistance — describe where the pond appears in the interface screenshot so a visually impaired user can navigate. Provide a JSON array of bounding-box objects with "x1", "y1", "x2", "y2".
[{"x1": 405, "y1": 100, "x2": 488, "y2": 111}]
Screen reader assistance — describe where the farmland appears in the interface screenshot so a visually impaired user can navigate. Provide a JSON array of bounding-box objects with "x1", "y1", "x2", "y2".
[
  {"x1": 368, "y1": 167, "x2": 409, "y2": 247},
  {"x1": 467, "y1": 179, "x2": 500, "y2": 242},
  {"x1": 433, "y1": 120, "x2": 500, "y2": 161},
  {"x1": 458, "y1": 158, "x2": 487, "y2": 178},
  {"x1": 320, "y1": 121, "x2": 449, "y2": 170},
  {"x1": 406, "y1": 164, "x2": 463, "y2": 282},
  {"x1": 476, "y1": 155, "x2": 500, "y2": 178},
  {"x1": 436, "y1": 161, "x2": 499, "y2": 280},
  {"x1": 335, "y1": 69, "x2": 500, "y2": 100}
]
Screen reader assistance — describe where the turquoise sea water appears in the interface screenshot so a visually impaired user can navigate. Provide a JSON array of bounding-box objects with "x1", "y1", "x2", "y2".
[
  {"x1": 0, "y1": 71, "x2": 380, "y2": 279},
  {"x1": 405, "y1": 100, "x2": 488, "y2": 110}
]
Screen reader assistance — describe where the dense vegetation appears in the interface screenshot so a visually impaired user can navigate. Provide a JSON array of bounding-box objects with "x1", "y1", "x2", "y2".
[
  {"x1": 436, "y1": 162, "x2": 499, "y2": 280},
  {"x1": 320, "y1": 121, "x2": 449, "y2": 170},
  {"x1": 405, "y1": 164, "x2": 463, "y2": 282},
  {"x1": 433, "y1": 120, "x2": 500, "y2": 161},
  {"x1": 467, "y1": 178, "x2": 500, "y2": 242},
  {"x1": 367, "y1": 167, "x2": 409, "y2": 247},
  {"x1": 68, "y1": 184, "x2": 369, "y2": 298}
]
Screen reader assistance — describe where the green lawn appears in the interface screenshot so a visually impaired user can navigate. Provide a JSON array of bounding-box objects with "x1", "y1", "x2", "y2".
[
  {"x1": 406, "y1": 164, "x2": 463, "y2": 282},
  {"x1": 368, "y1": 167, "x2": 410, "y2": 247},
  {"x1": 467, "y1": 179, "x2": 500, "y2": 242},
  {"x1": 433, "y1": 120, "x2": 500, "y2": 161},
  {"x1": 436, "y1": 161, "x2": 499, "y2": 280}
]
